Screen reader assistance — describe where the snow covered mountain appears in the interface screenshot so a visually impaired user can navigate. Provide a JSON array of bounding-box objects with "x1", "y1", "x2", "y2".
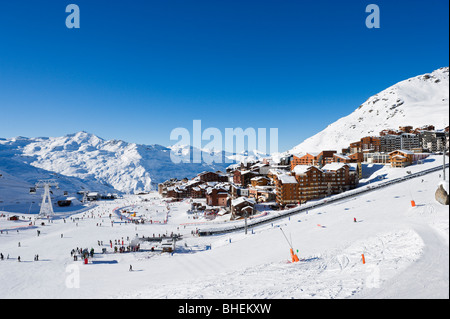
[
  {"x1": 0, "y1": 132, "x2": 235, "y2": 194},
  {"x1": 290, "y1": 67, "x2": 449, "y2": 154}
]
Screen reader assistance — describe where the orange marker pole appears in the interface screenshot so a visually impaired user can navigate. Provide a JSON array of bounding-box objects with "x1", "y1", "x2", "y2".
[
  {"x1": 290, "y1": 248, "x2": 300, "y2": 263},
  {"x1": 361, "y1": 254, "x2": 366, "y2": 264}
]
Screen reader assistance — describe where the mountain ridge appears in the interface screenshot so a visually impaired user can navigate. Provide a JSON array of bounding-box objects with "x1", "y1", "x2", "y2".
[{"x1": 289, "y1": 66, "x2": 449, "y2": 154}]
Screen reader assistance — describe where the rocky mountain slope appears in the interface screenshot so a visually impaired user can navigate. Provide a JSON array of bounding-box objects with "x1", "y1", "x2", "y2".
[{"x1": 290, "y1": 67, "x2": 449, "y2": 154}]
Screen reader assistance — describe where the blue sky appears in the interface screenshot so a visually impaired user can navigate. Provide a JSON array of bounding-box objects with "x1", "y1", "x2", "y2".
[{"x1": 0, "y1": 0, "x2": 448, "y2": 152}]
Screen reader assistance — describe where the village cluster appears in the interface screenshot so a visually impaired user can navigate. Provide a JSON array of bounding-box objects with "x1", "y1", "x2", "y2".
[{"x1": 158, "y1": 125, "x2": 449, "y2": 219}]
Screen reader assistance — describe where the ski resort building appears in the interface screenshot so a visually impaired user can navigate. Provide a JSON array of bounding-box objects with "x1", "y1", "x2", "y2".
[
  {"x1": 231, "y1": 197, "x2": 256, "y2": 219},
  {"x1": 290, "y1": 151, "x2": 337, "y2": 171},
  {"x1": 274, "y1": 163, "x2": 359, "y2": 206},
  {"x1": 274, "y1": 174, "x2": 299, "y2": 206},
  {"x1": 388, "y1": 150, "x2": 429, "y2": 168},
  {"x1": 420, "y1": 131, "x2": 448, "y2": 153}
]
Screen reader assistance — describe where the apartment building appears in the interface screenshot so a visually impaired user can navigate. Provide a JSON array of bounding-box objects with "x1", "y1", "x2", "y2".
[
  {"x1": 291, "y1": 151, "x2": 337, "y2": 170},
  {"x1": 274, "y1": 174, "x2": 299, "y2": 206}
]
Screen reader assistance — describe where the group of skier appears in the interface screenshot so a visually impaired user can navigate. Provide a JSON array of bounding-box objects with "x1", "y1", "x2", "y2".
[{"x1": 70, "y1": 247, "x2": 94, "y2": 261}]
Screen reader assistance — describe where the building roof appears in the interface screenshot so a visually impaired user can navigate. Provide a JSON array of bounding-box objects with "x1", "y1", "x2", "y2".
[
  {"x1": 388, "y1": 149, "x2": 414, "y2": 155},
  {"x1": 322, "y1": 163, "x2": 349, "y2": 172},
  {"x1": 334, "y1": 153, "x2": 351, "y2": 160},
  {"x1": 277, "y1": 174, "x2": 298, "y2": 184},
  {"x1": 293, "y1": 165, "x2": 321, "y2": 175},
  {"x1": 231, "y1": 197, "x2": 256, "y2": 207}
]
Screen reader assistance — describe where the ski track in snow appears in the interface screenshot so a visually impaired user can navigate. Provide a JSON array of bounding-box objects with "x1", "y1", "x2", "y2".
[{"x1": 120, "y1": 230, "x2": 424, "y2": 299}]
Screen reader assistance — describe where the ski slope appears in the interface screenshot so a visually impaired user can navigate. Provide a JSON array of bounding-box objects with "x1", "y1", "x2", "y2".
[{"x1": 0, "y1": 164, "x2": 448, "y2": 299}]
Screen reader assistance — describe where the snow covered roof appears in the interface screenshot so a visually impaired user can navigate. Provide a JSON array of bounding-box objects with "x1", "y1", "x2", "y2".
[
  {"x1": 389, "y1": 149, "x2": 414, "y2": 155},
  {"x1": 334, "y1": 153, "x2": 351, "y2": 160},
  {"x1": 227, "y1": 164, "x2": 240, "y2": 170},
  {"x1": 307, "y1": 152, "x2": 320, "y2": 157},
  {"x1": 231, "y1": 197, "x2": 256, "y2": 207},
  {"x1": 292, "y1": 152, "x2": 306, "y2": 158},
  {"x1": 277, "y1": 174, "x2": 297, "y2": 184},
  {"x1": 251, "y1": 163, "x2": 269, "y2": 168},
  {"x1": 293, "y1": 165, "x2": 321, "y2": 175},
  {"x1": 87, "y1": 192, "x2": 100, "y2": 196},
  {"x1": 269, "y1": 168, "x2": 289, "y2": 176},
  {"x1": 251, "y1": 176, "x2": 269, "y2": 181},
  {"x1": 322, "y1": 163, "x2": 349, "y2": 172}
]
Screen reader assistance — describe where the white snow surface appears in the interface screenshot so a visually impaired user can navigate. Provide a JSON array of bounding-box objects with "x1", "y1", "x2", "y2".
[
  {"x1": 290, "y1": 67, "x2": 449, "y2": 154},
  {"x1": 0, "y1": 159, "x2": 448, "y2": 299}
]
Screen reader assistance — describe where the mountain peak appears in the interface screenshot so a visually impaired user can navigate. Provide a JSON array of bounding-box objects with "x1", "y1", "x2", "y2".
[{"x1": 290, "y1": 67, "x2": 449, "y2": 154}]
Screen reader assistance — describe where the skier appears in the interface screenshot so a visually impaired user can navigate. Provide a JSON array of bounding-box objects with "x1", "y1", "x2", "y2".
[
  {"x1": 354, "y1": 217, "x2": 357, "y2": 223},
  {"x1": 129, "y1": 265, "x2": 133, "y2": 271}
]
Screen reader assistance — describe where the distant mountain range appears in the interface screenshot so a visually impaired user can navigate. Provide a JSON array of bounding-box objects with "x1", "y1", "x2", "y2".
[
  {"x1": 0, "y1": 132, "x2": 243, "y2": 194},
  {"x1": 1, "y1": 67, "x2": 448, "y2": 196}
]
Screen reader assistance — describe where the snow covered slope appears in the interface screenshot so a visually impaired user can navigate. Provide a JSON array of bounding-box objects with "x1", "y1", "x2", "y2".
[
  {"x1": 290, "y1": 67, "x2": 449, "y2": 154},
  {"x1": 0, "y1": 163, "x2": 447, "y2": 299},
  {"x1": 0, "y1": 132, "x2": 233, "y2": 194}
]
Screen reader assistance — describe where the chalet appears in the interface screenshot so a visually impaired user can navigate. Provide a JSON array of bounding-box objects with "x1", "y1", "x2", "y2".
[
  {"x1": 380, "y1": 129, "x2": 401, "y2": 136},
  {"x1": 293, "y1": 165, "x2": 324, "y2": 203},
  {"x1": 231, "y1": 197, "x2": 256, "y2": 219},
  {"x1": 191, "y1": 186, "x2": 205, "y2": 199},
  {"x1": 333, "y1": 153, "x2": 353, "y2": 164},
  {"x1": 348, "y1": 152, "x2": 364, "y2": 163},
  {"x1": 349, "y1": 141, "x2": 362, "y2": 154},
  {"x1": 230, "y1": 184, "x2": 250, "y2": 199},
  {"x1": 267, "y1": 168, "x2": 289, "y2": 183},
  {"x1": 274, "y1": 173, "x2": 299, "y2": 206},
  {"x1": 250, "y1": 176, "x2": 270, "y2": 187},
  {"x1": 388, "y1": 150, "x2": 429, "y2": 168},
  {"x1": 291, "y1": 151, "x2": 337, "y2": 171},
  {"x1": 233, "y1": 170, "x2": 257, "y2": 187},
  {"x1": 198, "y1": 171, "x2": 229, "y2": 183},
  {"x1": 278, "y1": 155, "x2": 293, "y2": 166},
  {"x1": 399, "y1": 126, "x2": 413, "y2": 133},
  {"x1": 250, "y1": 163, "x2": 270, "y2": 175},
  {"x1": 292, "y1": 164, "x2": 359, "y2": 204},
  {"x1": 321, "y1": 163, "x2": 359, "y2": 194},
  {"x1": 360, "y1": 136, "x2": 381, "y2": 152},
  {"x1": 249, "y1": 185, "x2": 276, "y2": 203},
  {"x1": 206, "y1": 187, "x2": 230, "y2": 207}
]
